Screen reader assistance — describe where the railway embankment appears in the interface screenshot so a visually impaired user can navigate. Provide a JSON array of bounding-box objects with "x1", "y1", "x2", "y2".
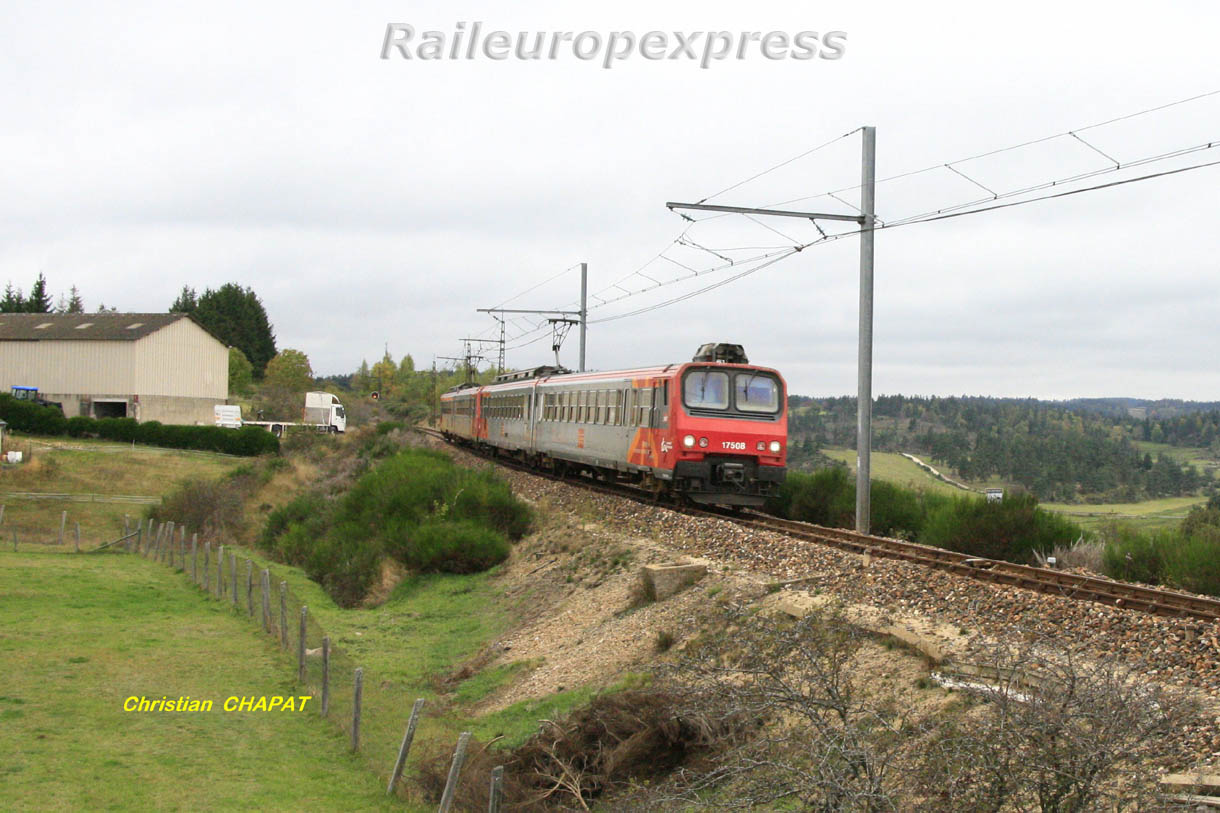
[{"x1": 435, "y1": 438, "x2": 1220, "y2": 771}]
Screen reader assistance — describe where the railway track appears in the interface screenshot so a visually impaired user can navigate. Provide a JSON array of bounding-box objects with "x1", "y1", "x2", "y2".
[{"x1": 416, "y1": 427, "x2": 1220, "y2": 623}]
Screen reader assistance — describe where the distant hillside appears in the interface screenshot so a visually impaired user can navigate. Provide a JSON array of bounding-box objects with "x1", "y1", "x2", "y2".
[
  {"x1": 1058, "y1": 398, "x2": 1220, "y2": 420},
  {"x1": 788, "y1": 394, "x2": 1219, "y2": 503}
]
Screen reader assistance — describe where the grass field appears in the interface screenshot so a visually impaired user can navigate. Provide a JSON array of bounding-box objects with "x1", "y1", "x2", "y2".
[
  {"x1": 821, "y1": 447, "x2": 971, "y2": 497},
  {"x1": 0, "y1": 437, "x2": 241, "y2": 547},
  {"x1": 0, "y1": 549, "x2": 403, "y2": 811},
  {"x1": 222, "y1": 541, "x2": 609, "y2": 775},
  {"x1": 1040, "y1": 495, "x2": 1207, "y2": 532},
  {"x1": 1132, "y1": 440, "x2": 1218, "y2": 476}
]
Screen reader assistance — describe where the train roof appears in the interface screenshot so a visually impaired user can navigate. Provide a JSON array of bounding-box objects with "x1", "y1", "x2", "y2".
[{"x1": 440, "y1": 361, "x2": 784, "y2": 397}]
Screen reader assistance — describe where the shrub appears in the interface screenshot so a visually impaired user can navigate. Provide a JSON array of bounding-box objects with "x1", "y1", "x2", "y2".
[
  {"x1": 0, "y1": 394, "x2": 276, "y2": 456},
  {"x1": 147, "y1": 477, "x2": 247, "y2": 537},
  {"x1": 96, "y1": 417, "x2": 138, "y2": 442},
  {"x1": 1101, "y1": 523, "x2": 1168, "y2": 585},
  {"x1": 450, "y1": 467, "x2": 533, "y2": 539},
  {"x1": 768, "y1": 467, "x2": 856, "y2": 528},
  {"x1": 66, "y1": 416, "x2": 97, "y2": 438},
  {"x1": 259, "y1": 447, "x2": 530, "y2": 606},
  {"x1": 0, "y1": 394, "x2": 67, "y2": 435},
  {"x1": 920, "y1": 493, "x2": 1080, "y2": 564},
  {"x1": 1163, "y1": 528, "x2": 1220, "y2": 597},
  {"x1": 869, "y1": 480, "x2": 925, "y2": 539},
  {"x1": 396, "y1": 519, "x2": 510, "y2": 573},
  {"x1": 375, "y1": 420, "x2": 406, "y2": 435}
]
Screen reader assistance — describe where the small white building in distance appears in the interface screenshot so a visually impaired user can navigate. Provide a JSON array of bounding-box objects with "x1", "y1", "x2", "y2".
[{"x1": 0, "y1": 313, "x2": 229, "y2": 425}]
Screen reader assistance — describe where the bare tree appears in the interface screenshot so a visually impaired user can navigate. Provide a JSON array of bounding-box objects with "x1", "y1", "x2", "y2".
[
  {"x1": 645, "y1": 603, "x2": 923, "y2": 811},
  {"x1": 915, "y1": 636, "x2": 1199, "y2": 813}
]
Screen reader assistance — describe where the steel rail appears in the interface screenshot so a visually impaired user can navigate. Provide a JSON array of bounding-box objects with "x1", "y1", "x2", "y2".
[{"x1": 417, "y1": 427, "x2": 1220, "y2": 623}]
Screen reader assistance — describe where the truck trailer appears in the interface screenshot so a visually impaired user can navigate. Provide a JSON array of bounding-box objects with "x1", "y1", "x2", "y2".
[{"x1": 214, "y1": 391, "x2": 346, "y2": 436}]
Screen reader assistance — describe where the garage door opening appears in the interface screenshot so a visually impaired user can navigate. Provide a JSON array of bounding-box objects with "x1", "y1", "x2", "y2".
[{"x1": 93, "y1": 400, "x2": 128, "y2": 419}]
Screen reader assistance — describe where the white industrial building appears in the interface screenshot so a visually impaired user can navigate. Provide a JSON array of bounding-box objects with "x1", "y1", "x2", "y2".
[{"x1": 0, "y1": 313, "x2": 229, "y2": 425}]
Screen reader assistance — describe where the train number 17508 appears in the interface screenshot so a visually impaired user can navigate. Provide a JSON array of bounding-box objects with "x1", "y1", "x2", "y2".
[{"x1": 722, "y1": 441, "x2": 746, "y2": 450}]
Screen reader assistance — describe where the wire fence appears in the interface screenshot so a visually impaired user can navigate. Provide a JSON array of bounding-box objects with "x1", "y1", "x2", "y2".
[
  {"x1": 0, "y1": 505, "x2": 91, "y2": 552},
  {"x1": 106, "y1": 516, "x2": 506, "y2": 810}
]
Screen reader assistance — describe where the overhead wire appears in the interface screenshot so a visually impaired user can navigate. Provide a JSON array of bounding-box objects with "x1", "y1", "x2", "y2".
[{"x1": 469, "y1": 89, "x2": 1220, "y2": 359}]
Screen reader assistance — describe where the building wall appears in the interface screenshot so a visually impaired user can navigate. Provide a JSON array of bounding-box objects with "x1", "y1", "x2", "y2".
[
  {"x1": 133, "y1": 318, "x2": 228, "y2": 399},
  {"x1": 0, "y1": 341, "x2": 136, "y2": 395},
  {"x1": 135, "y1": 394, "x2": 222, "y2": 425},
  {"x1": 1, "y1": 317, "x2": 229, "y2": 424}
]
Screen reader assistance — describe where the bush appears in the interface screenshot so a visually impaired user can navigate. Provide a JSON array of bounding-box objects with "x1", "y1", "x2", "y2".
[
  {"x1": 375, "y1": 420, "x2": 406, "y2": 435},
  {"x1": 397, "y1": 520, "x2": 510, "y2": 573},
  {"x1": 0, "y1": 394, "x2": 277, "y2": 456},
  {"x1": 920, "y1": 493, "x2": 1081, "y2": 564},
  {"x1": 869, "y1": 480, "x2": 926, "y2": 539},
  {"x1": 767, "y1": 467, "x2": 855, "y2": 528},
  {"x1": 1164, "y1": 528, "x2": 1220, "y2": 597},
  {"x1": 148, "y1": 477, "x2": 247, "y2": 537},
  {"x1": 0, "y1": 394, "x2": 67, "y2": 435},
  {"x1": 96, "y1": 417, "x2": 136, "y2": 442},
  {"x1": 1101, "y1": 523, "x2": 1168, "y2": 585},
  {"x1": 66, "y1": 416, "x2": 97, "y2": 438},
  {"x1": 259, "y1": 448, "x2": 530, "y2": 606}
]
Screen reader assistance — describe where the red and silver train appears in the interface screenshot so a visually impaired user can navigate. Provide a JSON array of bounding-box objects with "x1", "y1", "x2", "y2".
[{"x1": 439, "y1": 343, "x2": 787, "y2": 506}]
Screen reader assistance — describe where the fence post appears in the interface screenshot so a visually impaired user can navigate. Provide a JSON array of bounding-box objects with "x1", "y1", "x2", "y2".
[
  {"x1": 279, "y1": 582, "x2": 288, "y2": 647},
  {"x1": 74, "y1": 522, "x2": 80, "y2": 553},
  {"x1": 488, "y1": 765, "x2": 504, "y2": 813},
  {"x1": 438, "y1": 732, "x2": 472, "y2": 813},
  {"x1": 191, "y1": 535, "x2": 198, "y2": 583},
  {"x1": 246, "y1": 560, "x2": 254, "y2": 616},
  {"x1": 165, "y1": 521, "x2": 175, "y2": 566},
  {"x1": 203, "y1": 544, "x2": 211, "y2": 592},
  {"x1": 352, "y1": 667, "x2": 364, "y2": 752},
  {"x1": 261, "y1": 570, "x2": 271, "y2": 633},
  {"x1": 11, "y1": 528, "x2": 15, "y2": 552},
  {"x1": 231, "y1": 552, "x2": 239, "y2": 607},
  {"x1": 179, "y1": 526, "x2": 186, "y2": 566},
  {"x1": 59, "y1": 510, "x2": 66, "y2": 545},
  {"x1": 146, "y1": 518, "x2": 154, "y2": 555},
  {"x1": 123, "y1": 515, "x2": 129, "y2": 536},
  {"x1": 298, "y1": 606, "x2": 308, "y2": 682},
  {"x1": 387, "y1": 698, "x2": 426, "y2": 796},
  {"x1": 0, "y1": 505, "x2": 5, "y2": 526},
  {"x1": 216, "y1": 545, "x2": 224, "y2": 598},
  {"x1": 321, "y1": 636, "x2": 330, "y2": 716}
]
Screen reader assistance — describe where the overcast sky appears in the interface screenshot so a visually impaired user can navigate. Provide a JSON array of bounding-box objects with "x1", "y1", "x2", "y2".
[{"x1": 3, "y1": 1, "x2": 1218, "y2": 399}]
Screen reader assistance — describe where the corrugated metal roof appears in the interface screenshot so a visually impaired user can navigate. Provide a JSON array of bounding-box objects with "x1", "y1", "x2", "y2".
[{"x1": 0, "y1": 313, "x2": 194, "y2": 341}]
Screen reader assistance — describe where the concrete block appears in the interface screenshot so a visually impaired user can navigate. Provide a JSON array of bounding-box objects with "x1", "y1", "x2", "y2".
[{"x1": 641, "y1": 562, "x2": 707, "y2": 601}]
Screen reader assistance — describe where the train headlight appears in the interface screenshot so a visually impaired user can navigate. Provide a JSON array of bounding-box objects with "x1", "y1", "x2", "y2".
[
  {"x1": 699, "y1": 437, "x2": 709, "y2": 448},
  {"x1": 683, "y1": 434, "x2": 695, "y2": 448},
  {"x1": 769, "y1": 441, "x2": 782, "y2": 454}
]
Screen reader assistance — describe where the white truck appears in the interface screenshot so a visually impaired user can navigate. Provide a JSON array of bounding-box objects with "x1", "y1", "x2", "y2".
[{"x1": 214, "y1": 391, "x2": 347, "y2": 436}]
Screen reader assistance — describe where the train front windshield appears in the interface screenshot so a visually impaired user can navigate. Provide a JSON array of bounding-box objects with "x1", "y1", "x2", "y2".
[{"x1": 682, "y1": 369, "x2": 781, "y2": 416}]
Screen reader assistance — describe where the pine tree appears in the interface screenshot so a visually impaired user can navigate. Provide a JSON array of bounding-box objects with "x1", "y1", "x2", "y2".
[
  {"x1": 66, "y1": 285, "x2": 84, "y2": 313},
  {"x1": 25, "y1": 273, "x2": 52, "y2": 313},
  {"x1": 192, "y1": 284, "x2": 277, "y2": 377},
  {"x1": 0, "y1": 282, "x2": 23, "y2": 313},
  {"x1": 170, "y1": 285, "x2": 198, "y2": 314}
]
